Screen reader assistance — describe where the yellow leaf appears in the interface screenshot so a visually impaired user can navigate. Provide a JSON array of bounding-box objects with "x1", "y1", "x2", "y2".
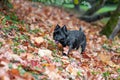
[
  {"x1": 34, "y1": 37, "x2": 44, "y2": 44},
  {"x1": 48, "y1": 64, "x2": 56, "y2": 71},
  {"x1": 98, "y1": 53, "x2": 120, "y2": 68}
]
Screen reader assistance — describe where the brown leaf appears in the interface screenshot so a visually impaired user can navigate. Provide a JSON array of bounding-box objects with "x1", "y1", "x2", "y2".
[
  {"x1": 23, "y1": 72, "x2": 35, "y2": 80},
  {"x1": 111, "y1": 55, "x2": 120, "y2": 65},
  {"x1": 0, "y1": 63, "x2": 5, "y2": 67}
]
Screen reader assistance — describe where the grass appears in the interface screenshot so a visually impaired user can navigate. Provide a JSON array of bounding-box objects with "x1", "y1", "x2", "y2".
[
  {"x1": 63, "y1": 4, "x2": 117, "y2": 13},
  {"x1": 97, "y1": 5, "x2": 116, "y2": 13},
  {"x1": 63, "y1": 4, "x2": 117, "y2": 24},
  {"x1": 63, "y1": 4, "x2": 74, "y2": 8}
]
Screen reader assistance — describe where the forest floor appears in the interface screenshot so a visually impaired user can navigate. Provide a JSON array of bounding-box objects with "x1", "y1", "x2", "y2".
[{"x1": 0, "y1": 0, "x2": 120, "y2": 80}]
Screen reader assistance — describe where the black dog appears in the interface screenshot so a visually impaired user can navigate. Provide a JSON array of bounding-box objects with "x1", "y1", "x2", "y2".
[{"x1": 53, "y1": 24, "x2": 86, "y2": 56}]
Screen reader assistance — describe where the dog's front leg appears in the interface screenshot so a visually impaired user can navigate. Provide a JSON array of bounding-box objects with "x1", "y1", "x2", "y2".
[
  {"x1": 67, "y1": 45, "x2": 73, "y2": 56},
  {"x1": 62, "y1": 45, "x2": 72, "y2": 56},
  {"x1": 62, "y1": 48, "x2": 67, "y2": 56}
]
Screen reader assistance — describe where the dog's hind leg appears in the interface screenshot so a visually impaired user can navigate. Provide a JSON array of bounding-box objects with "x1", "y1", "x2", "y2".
[
  {"x1": 80, "y1": 36, "x2": 86, "y2": 54},
  {"x1": 81, "y1": 44, "x2": 86, "y2": 54}
]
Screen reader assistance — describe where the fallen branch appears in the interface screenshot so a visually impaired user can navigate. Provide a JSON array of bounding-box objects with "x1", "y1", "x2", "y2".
[{"x1": 80, "y1": 11, "x2": 113, "y2": 22}]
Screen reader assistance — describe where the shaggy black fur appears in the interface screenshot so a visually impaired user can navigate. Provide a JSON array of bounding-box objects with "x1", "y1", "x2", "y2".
[{"x1": 53, "y1": 24, "x2": 86, "y2": 56}]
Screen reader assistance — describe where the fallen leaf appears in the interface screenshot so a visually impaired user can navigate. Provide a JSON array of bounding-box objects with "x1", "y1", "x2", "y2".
[
  {"x1": 98, "y1": 53, "x2": 120, "y2": 68},
  {"x1": 66, "y1": 64, "x2": 78, "y2": 76},
  {"x1": 31, "y1": 36, "x2": 44, "y2": 45},
  {"x1": 38, "y1": 49, "x2": 52, "y2": 58},
  {"x1": 47, "y1": 64, "x2": 56, "y2": 71},
  {"x1": 0, "y1": 75, "x2": 10, "y2": 80},
  {"x1": 111, "y1": 55, "x2": 120, "y2": 65},
  {"x1": 9, "y1": 69, "x2": 20, "y2": 76},
  {"x1": 30, "y1": 60, "x2": 39, "y2": 66}
]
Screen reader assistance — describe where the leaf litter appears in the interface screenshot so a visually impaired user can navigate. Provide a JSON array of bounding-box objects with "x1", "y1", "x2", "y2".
[{"x1": 0, "y1": 0, "x2": 120, "y2": 80}]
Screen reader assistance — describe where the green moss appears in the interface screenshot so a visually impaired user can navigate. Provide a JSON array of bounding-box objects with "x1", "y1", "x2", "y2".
[{"x1": 100, "y1": 11, "x2": 120, "y2": 37}]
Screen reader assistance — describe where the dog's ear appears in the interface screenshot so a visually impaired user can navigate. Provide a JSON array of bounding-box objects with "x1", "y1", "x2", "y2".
[
  {"x1": 62, "y1": 25, "x2": 68, "y2": 35},
  {"x1": 55, "y1": 24, "x2": 60, "y2": 30}
]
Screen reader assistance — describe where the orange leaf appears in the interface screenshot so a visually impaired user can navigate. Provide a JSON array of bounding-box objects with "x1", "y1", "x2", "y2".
[
  {"x1": 9, "y1": 69, "x2": 20, "y2": 76},
  {"x1": 48, "y1": 64, "x2": 56, "y2": 71}
]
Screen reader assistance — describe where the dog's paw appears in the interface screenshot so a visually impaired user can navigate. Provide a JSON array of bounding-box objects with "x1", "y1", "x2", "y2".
[
  {"x1": 63, "y1": 47, "x2": 69, "y2": 56},
  {"x1": 81, "y1": 51, "x2": 86, "y2": 54},
  {"x1": 62, "y1": 53, "x2": 67, "y2": 56}
]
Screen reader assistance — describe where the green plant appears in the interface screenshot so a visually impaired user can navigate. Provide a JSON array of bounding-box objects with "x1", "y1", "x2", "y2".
[
  {"x1": 18, "y1": 49, "x2": 26, "y2": 53},
  {"x1": 4, "y1": 13, "x2": 19, "y2": 24},
  {"x1": 13, "y1": 47, "x2": 25, "y2": 54},
  {"x1": 2, "y1": 17, "x2": 7, "y2": 25},
  {"x1": 8, "y1": 63, "x2": 13, "y2": 69},
  {"x1": 29, "y1": 28, "x2": 41, "y2": 34},
  {"x1": 103, "y1": 71, "x2": 110, "y2": 78},
  {"x1": 53, "y1": 57, "x2": 61, "y2": 62},
  {"x1": 91, "y1": 71, "x2": 99, "y2": 75},
  {"x1": 0, "y1": 42, "x2": 3, "y2": 48},
  {"x1": 13, "y1": 48, "x2": 18, "y2": 54},
  {"x1": 31, "y1": 0, "x2": 72, "y2": 6},
  {"x1": 117, "y1": 68, "x2": 120, "y2": 73},
  {"x1": 3, "y1": 0, "x2": 13, "y2": 8},
  {"x1": 2, "y1": 25, "x2": 19, "y2": 35},
  {"x1": 13, "y1": 41, "x2": 20, "y2": 46},
  {"x1": 10, "y1": 25, "x2": 19, "y2": 30},
  {"x1": 14, "y1": 36, "x2": 19, "y2": 41},
  {"x1": 18, "y1": 66, "x2": 26, "y2": 76},
  {"x1": 77, "y1": 70, "x2": 81, "y2": 76},
  {"x1": 19, "y1": 35, "x2": 29, "y2": 41}
]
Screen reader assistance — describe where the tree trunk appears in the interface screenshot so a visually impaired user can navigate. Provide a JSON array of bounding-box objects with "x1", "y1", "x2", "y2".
[
  {"x1": 109, "y1": 20, "x2": 120, "y2": 40},
  {"x1": 80, "y1": 11, "x2": 113, "y2": 22},
  {"x1": 83, "y1": 0, "x2": 107, "y2": 16},
  {"x1": 100, "y1": 1, "x2": 120, "y2": 38}
]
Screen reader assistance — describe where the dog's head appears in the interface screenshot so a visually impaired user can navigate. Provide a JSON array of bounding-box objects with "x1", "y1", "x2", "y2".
[{"x1": 53, "y1": 24, "x2": 68, "y2": 44}]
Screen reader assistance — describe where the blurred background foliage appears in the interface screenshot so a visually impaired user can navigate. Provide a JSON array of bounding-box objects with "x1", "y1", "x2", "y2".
[{"x1": 1, "y1": 0, "x2": 120, "y2": 39}]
